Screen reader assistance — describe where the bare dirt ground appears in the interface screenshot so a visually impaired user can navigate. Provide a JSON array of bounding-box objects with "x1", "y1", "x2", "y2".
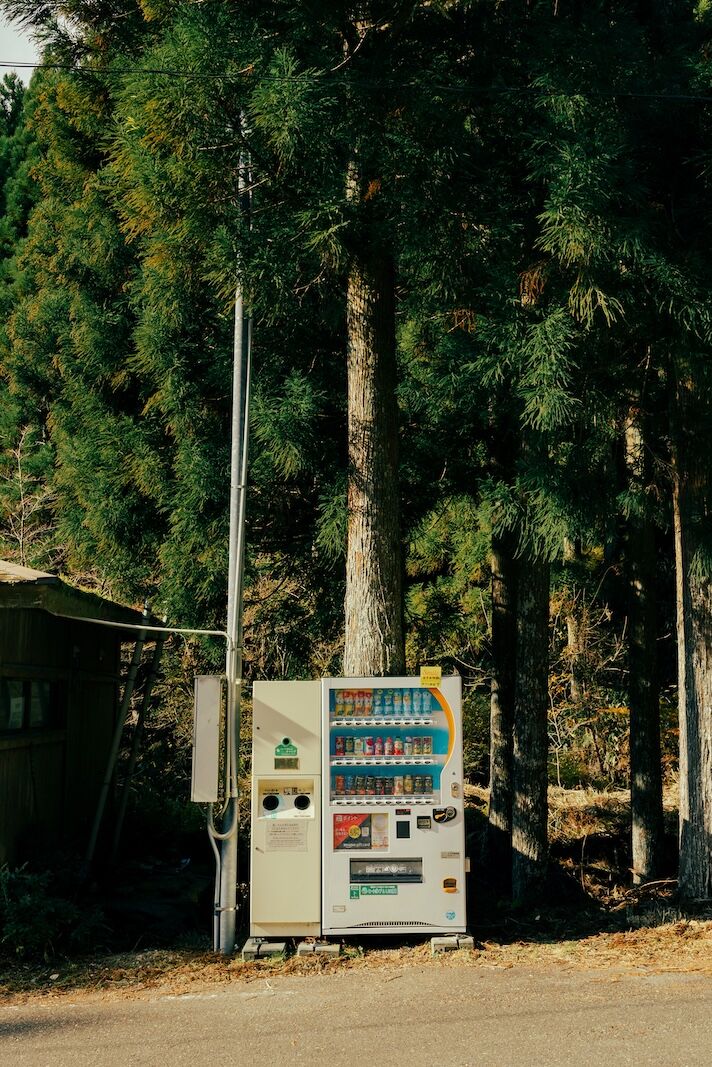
[{"x1": 3, "y1": 918, "x2": 712, "y2": 1007}]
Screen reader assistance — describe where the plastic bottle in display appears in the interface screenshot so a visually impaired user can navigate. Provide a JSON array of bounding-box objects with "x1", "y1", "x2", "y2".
[
  {"x1": 335, "y1": 736, "x2": 345, "y2": 756},
  {"x1": 365, "y1": 736, "x2": 375, "y2": 756},
  {"x1": 402, "y1": 689, "x2": 412, "y2": 714},
  {"x1": 393, "y1": 737, "x2": 404, "y2": 756},
  {"x1": 342, "y1": 690, "x2": 354, "y2": 714},
  {"x1": 393, "y1": 690, "x2": 403, "y2": 716},
  {"x1": 404, "y1": 774, "x2": 414, "y2": 795},
  {"x1": 384, "y1": 689, "x2": 394, "y2": 713},
  {"x1": 374, "y1": 736, "x2": 384, "y2": 756},
  {"x1": 363, "y1": 689, "x2": 373, "y2": 715},
  {"x1": 403, "y1": 736, "x2": 413, "y2": 756}
]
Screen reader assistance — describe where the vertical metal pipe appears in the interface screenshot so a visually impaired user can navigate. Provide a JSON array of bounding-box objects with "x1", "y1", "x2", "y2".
[
  {"x1": 216, "y1": 132, "x2": 252, "y2": 954},
  {"x1": 110, "y1": 634, "x2": 166, "y2": 863},
  {"x1": 83, "y1": 607, "x2": 149, "y2": 874}
]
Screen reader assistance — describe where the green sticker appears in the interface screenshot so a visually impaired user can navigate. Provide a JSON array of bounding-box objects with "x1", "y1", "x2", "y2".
[
  {"x1": 350, "y1": 885, "x2": 360, "y2": 899},
  {"x1": 360, "y1": 885, "x2": 398, "y2": 896},
  {"x1": 275, "y1": 742, "x2": 298, "y2": 756}
]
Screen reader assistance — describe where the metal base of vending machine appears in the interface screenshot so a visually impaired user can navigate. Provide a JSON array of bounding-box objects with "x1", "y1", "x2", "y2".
[
  {"x1": 296, "y1": 940, "x2": 341, "y2": 958},
  {"x1": 430, "y1": 933, "x2": 475, "y2": 954},
  {"x1": 241, "y1": 937, "x2": 288, "y2": 961}
]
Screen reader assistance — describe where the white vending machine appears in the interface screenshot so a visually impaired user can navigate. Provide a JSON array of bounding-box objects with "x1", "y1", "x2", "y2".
[{"x1": 321, "y1": 676, "x2": 467, "y2": 936}]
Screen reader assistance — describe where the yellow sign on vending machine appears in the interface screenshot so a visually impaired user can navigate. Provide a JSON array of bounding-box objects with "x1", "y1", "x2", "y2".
[{"x1": 420, "y1": 665, "x2": 442, "y2": 688}]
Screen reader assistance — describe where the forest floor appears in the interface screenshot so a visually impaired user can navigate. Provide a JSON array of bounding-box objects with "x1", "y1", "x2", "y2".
[{"x1": 3, "y1": 783, "x2": 707, "y2": 1006}]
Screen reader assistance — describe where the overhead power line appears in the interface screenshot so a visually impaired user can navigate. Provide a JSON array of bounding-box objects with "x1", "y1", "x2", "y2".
[{"x1": 1, "y1": 59, "x2": 711, "y2": 103}]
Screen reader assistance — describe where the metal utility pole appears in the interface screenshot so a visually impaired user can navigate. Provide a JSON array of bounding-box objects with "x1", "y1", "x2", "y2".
[{"x1": 210, "y1": 138, "x2": 252, "y2": 955}]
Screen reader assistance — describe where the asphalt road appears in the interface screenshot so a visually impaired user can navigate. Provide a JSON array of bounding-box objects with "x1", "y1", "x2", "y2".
[{"x1": 2, "y1": 964, "x2": 712, "y2": 1067}]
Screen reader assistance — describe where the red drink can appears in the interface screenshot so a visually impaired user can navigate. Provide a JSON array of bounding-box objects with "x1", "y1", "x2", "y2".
[
  {"x1": 335, "y1": 736, "x2": 345, "y2": 756},
  {"x1": 384, "y1": 736, "x2": 394, "y2": 756},
  {"x1": 335, "y1": 775, "x2": 345, "y2": 793},
  {"x1": 393, "y1": 737, "x2": 404, "y2": 756}
]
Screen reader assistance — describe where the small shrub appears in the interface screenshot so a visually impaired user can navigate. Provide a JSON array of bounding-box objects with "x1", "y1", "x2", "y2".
[{"x1": 0, "y1": 864, "x2": 106, "y2": 960}]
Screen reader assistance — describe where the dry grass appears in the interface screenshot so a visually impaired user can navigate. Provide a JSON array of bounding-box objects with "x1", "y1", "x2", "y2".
[
  {"x1": 4, "y1": 917, "x2": 712, "y2": 1006},
  {"x1": 1, "y1": 784, "x2": 701, "y2": 1005}
]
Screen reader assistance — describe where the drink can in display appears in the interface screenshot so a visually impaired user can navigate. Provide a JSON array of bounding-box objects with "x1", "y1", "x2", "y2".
[
  {"x1": 422, "y1": 735, "x2": 433, "y2": 754},
  {"x1": 413, "y1": 776, "x2": 423, "y2": 794},
  {"x1": 345, "y1": 775, "x2": 355, "y2": 795},
  {"x1": 354, "y1": 736, "x2": 364, "y2": 756},
  {"x1": 345, "y1": 735, "x2": 355, "y2": 755},
  {"x1": 404, "y1": 736, "x2": 413, "y2": 756},
  {"x1": 365, "y1": 736, "x2": 375, "y2": 756},
  {"x1": 365, "y1": 775, "x2": 376, "y2": 794},
  {"x1": 393, "y1": 690, "x2": 403, "y2": 716},
  {"x1": 375, "y1": 776, "x2": 385, "y2": 796},
  {"x1": 384, "y1": 777, "x2": 394, "y2": 795},
  {"x1": 356, "y1": 776, "x2": 366, "y2": 795},
  {"x1": 335, "y1": 736, "x2": 345, "y2": 756},
  {"x1": 362, "y1": 689, "x2": 373, "y2": 715},
  {"x1": 335, "y1": 775, "x2": 346, "y2": 794},
  {"x1": 342, "y1": 690, "x2": 354, "y2": 714},
  {"x1": 413, "y1": 736, "x2": 422, "y2": 756},
  {"x1": 424, "y1": 775, "x2": 433, "y2": 794},
  {"x1": 393, "y1": 775, "x2": 404, "y2": 796},
  {"x1": 393, "y1": 736, "x2": 404, "y2": 756},
  {"x1": 404, "y1": 775, "x2": 414, "y2": 795},
  {"x1": 384, "y1": 736, "x2": 394, "y2": 756},
  {"x1": 374, "y1": 735, "x2": 384, "y2": 756}
]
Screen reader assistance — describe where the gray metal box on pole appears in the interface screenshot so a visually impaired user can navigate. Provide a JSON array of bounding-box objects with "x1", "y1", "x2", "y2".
[{"x1": 191, "y1": 675, "x2": 223, "y2": 803}]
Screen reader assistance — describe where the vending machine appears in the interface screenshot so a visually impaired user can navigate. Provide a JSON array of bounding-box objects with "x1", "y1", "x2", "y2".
[{"x1": 321, "y1": 675, "x2": 467, "y2": 936}]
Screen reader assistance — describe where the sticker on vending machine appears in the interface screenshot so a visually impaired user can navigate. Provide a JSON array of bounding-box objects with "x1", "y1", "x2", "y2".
[{"x1": 333, "y1": 813, "x2": 372, "y2": 850}]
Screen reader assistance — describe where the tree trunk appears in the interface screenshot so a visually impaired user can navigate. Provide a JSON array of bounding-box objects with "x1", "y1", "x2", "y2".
[
  {"x1": 512, "y1": 556, "x2": 550, "y2": 902},
  {"x1": 343, "y1": 246, "x2": 405, "y2": 676},
  {"x1": 563, "y1": 537, "x2": 585, "y2": 702},
  {"x1": 624, "y1": 409, "x2": 663, "y2": 885},
  {"x1": 487, "y1": 531, "x2": 518, "y2": 884},
  {"x1": 671, "y1": 377, "x2": 712, "y2": 900}
]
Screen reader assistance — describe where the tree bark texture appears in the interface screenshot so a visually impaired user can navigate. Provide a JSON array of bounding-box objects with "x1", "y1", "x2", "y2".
[
  {"x1": 563, "y1": 537, "x2": 585, "y2": 702},
  {"x1": 624, "y1": 409, "x2": 663, "y2": 885},
  {"x1": 512, "y1": 557, "x2": 550, "y2": 902},
  {"x1": 487, "y1": 531, "x2": 518, "y2": 883},
  {"x1": 671, "y1": 377, "x2": 712, "y2": 900},
  {"x1": 343, "y1": 248, "x2": 405, "y2": 677}
]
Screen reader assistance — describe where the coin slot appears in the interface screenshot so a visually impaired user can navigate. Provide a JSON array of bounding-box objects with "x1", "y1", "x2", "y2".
[
  {"x1": 294, "y1": 794, "x2": 311, "y2": 811},
  {"x1": 262, "y1": 794, "x2": 280, "y2": 812}
]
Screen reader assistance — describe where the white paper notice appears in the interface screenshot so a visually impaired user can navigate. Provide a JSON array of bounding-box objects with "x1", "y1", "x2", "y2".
[{"x1": 265, "y1": 820, "x2": 308, "y2": 852}]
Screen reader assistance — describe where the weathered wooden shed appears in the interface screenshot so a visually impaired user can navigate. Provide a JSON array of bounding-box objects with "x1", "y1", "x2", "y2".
[{"x1": 0, "y1": 561, "x2": 160, "y2": 866}]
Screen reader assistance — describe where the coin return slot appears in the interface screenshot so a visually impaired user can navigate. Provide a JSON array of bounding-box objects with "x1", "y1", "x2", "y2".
[
  {"x1": 294, "y1": 794, "x2": 311, "y2": 811},
  {"x1": 262, "y1": 794, "x2": 280, "y2": 812}
]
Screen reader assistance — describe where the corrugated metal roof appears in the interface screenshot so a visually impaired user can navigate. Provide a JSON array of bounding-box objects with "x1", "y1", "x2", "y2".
[
  {"x1": 0, "y1": 561, "x2": 59, "y2": 585},
  {"x1": 0, "y1": 559, "x2": 161, "y2": 633}
]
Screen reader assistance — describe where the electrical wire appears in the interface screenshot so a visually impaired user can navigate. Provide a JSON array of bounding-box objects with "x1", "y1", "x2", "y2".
[{"x1": 1, "y1": 59, "x2": 711, "y2": 102}]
